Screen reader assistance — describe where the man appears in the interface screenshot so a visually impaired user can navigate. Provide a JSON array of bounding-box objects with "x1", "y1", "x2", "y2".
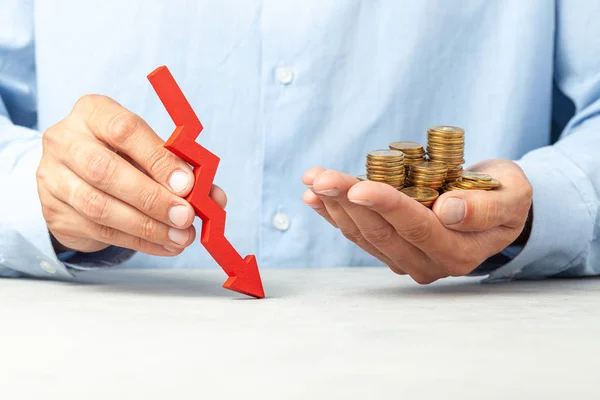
[{"x1": 1, "y1": 1, "x2": 598, "y2": 285}]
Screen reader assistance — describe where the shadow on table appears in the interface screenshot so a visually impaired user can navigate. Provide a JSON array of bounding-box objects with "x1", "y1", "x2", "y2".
[
  {"x1": 363, "y1": 275, "x2": 600, "y2": 298},
  {"x1": 52, "y1": 269, "x2": 288, "y2": 300}
]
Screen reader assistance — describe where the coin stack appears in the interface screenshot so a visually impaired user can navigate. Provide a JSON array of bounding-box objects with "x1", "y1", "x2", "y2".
[
  {"x1": 365, "y1": 150, "x2": 405, "y2": 190},
  {"x1": 407, "y1": 160, "x2": 448, "y2": 190},
  {"x1": 426, "y1": 126, "x2": 465, "y2": 183},
  {"x1": 389, "y1": 141, "x2": 426, "y2": 185},
  {"x1": 443, "y1": 171, "x2": 501, "y2": 192},
  {"x1": 400, "y1": 187, "x2": 439, "y2": 209}
]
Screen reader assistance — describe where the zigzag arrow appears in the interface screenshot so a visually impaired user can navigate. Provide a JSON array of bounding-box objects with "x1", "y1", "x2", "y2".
[{"x1": 147, "y1": 65, "x2": 265, "y2": 299}]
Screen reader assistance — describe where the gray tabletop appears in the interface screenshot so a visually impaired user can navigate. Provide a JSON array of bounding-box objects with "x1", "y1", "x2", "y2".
[{"x1": 1, "y1": 267, "x2": 599, "y2": 399}]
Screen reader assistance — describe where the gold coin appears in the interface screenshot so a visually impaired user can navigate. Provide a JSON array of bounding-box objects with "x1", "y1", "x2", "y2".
[
  {"x1": 389, "y1": 141, "x2": 423, "y2": 150},
  {"x1": 426, "y1": 145, "x2": 464, "y2": 153},
  {"x1": 366, "y1": 162, "x2": 405, "y2": 169},
  {"x1": 461, "y1": 171, "x2": 492, "y2": 182},
  {"x1": 401, "y1": 186, "x2": 440, "y2": 202},
  {"x1": 402, "y1": 186, "x2": 439, "y2": 201},
  {"x1": 367, "y1": 174, "x2": 406, "y2": 181},
  {"x1": 428, "y1": 125, "x2": 464, "y2": 134},
  {"x1": 409, "y1": 160, "x2": 448, "y2": 172},
  {"x1": 408, "y1": 174, "x2": 447, "y2": 181},
  {"x1": 367, "y1": 149, "x2": 405, "y2": 159},
  {"x1": 365, "y1": 164, "x2": 406, "y2": 172},
  {"x1": 389, "y1": 142, "x2": 426, "y2": 156},
  {"x1": 443, "y1": 183, "x2": 462, "y2": 192}
]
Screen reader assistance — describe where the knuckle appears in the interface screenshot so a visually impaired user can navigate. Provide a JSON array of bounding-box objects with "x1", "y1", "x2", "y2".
[
  {"x1": 387, "y1": 263, "x2": 406, "y2": 275},
  {"x1": 398, "y1": 218, "x2": 432, "y2": 244},
  {"x1": 41, "y1": 202, "x2": 57, "y2": 222},
  {"x1": 98, "y1": 224, "x2": 118, "y2": 242},
  {"x1": 108, "y1": 112, "x2": 141, "y2": 145},
  {"x1": 138, "y1": 187, "x2": 162, "y2": 214},
  {"x1": 524, "y1": 182, "x2": 534, "y2": 200},
  {"x1": 41, "y1": 126, "x2": 56, "y2": 149},
  {"x1": 138, "y1": 217, "x2": 158, "y2": 240},
  {"x1": 35, "y1": 164, "x2": 46, "y2": 184},
  {"x1": 147, "y1": 147, "x2": 175, "y2": 178},
  {"x1": 341, "y1": 228, "x2": 363, "y2": 244},
  {"x1": 85, "y1": 152, "x2": 116, "y2": 186},
  {"x1": 412, "y1": 273, "x2": 436, "y2": 285},
  {"x1": 480, "y1": 197, "x2": 499, "y2": 230},
  {"x1": 73, "y1": 94, "x2": 101, "y2": 115},
  {"x1": 362, "y1": 226, "x2": 394, "y2": 246},
  {"x1": 80, "y1": 189, "x2": 111, "y2": 222}
]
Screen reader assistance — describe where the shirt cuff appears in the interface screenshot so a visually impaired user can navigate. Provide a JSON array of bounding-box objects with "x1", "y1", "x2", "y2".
[
  {"x1": 482, "y1": 145, "x2": 596, "y2": 282},
  {"x1": 0, "y1": 137, "x2": 135, "y2": 278},
  {"x1": 61, "y1": 246, "x2": 137, "y2": 271}
]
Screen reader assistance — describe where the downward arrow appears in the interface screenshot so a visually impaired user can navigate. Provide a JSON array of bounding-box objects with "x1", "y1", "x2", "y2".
[{"x1": 147, "y1": 65, "x2": 265, "y2": 299}]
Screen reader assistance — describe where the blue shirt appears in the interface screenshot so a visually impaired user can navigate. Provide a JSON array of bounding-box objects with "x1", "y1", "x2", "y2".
[{"x1": 0, "y1": 0, "x2": 598, "y2": 282}]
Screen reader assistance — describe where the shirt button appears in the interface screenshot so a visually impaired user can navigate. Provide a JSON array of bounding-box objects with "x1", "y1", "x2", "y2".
[
  {"x1": 275, "y1": 67, "x2": 294, "y2": 84},
  {"x1": 272, "y1": 213, "x2": 291, "y2": 231},
  {"x1": 40, "y1": 260, "x2": 57, "y2": 274}
]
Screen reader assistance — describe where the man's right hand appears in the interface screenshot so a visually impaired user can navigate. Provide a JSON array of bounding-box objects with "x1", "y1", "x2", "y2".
[{"x1": 36, "y1": 94, "x2": 227, "y2": 256}]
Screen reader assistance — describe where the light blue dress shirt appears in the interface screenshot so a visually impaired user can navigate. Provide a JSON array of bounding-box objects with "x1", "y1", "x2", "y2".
[{"x1": 0, "y1": 0, "x2": 598, "y2": 283}]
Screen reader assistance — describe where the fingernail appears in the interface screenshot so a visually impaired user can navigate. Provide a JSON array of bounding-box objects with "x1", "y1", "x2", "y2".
[
  {"x1": 349, "y1": 199, "x2": 373, "y2": 206},
  {"x1": 315, "y1": 188, "x2": 339, "y2": 196},
  {"x1": 308, "y1": 204, "x2": 323, "y2": 209},
  {"x1": 169, "y1": 170, "x2": 191, "y2": 193},
  {"x1": 168, "y1": 228, "x2": 190, "y2": 245},
  {"x1": 168, "y1": 205, "x2": 190, "y2": 227},
  {"x1": 164, "y1": 245, "x2": 177, "y2": 253},
  {"x1": 440, "y1": 198, "x2": 465, "y2": 225}
]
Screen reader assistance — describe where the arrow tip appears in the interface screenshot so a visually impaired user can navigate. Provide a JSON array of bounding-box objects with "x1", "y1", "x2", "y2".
[{"x1": 222, "y1": 255, "x2": 265, "y2": 298}]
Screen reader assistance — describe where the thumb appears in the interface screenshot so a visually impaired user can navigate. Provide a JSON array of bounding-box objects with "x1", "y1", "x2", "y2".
[{"x1": 432, "y1": 190, "x2": 513, "y2": 232}]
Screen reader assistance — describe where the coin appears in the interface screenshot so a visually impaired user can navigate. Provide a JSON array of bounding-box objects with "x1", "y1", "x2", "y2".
[
  {"x1": 409, "y1": 160, "x2": 448, "y2": 171},
  {"x1": 361, "y1": 126, "x2": 502, "y2": 194},
  {"x1": 388, "y1": 141, "x2": 426, "y2": 185},
  {"x1": 461, "y1": 171, "x2": 492, "y2": 181},
  {"x1": 363, "y1": 150, "x2": 406, "y2": 189},
  {"x1": 426, "y1": 125, "x2": 465, "y2": 183},
  {"x1": 406, "y1": 160, "x2": 448, "y2": 190},
  {"x1": 367, "y1": 149, "x2": 405, "y2": 159},
  {"x1": 401, "y1": 186, "x2": 439, "y2": 208}
]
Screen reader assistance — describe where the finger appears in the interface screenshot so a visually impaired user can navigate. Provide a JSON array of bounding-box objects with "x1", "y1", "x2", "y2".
[
  {"x1": 210, "y1": 184, "x2": 227, "y2": 209},
  {"x1": 314, "y1": 170, "x2": 433, "y2": 277},
  {"x1": 46, "y1": 163, "x2": 196, "y2": 250},
  {"x1": 58, "y1": 139, "x2": 196, "y2": 230},
  {"x1": 41, "y1": 190, "x2": 181, "y2": 256},
  {"x1": 71, "y1": 94, "x2": 195, "y2": 196},
  {"x1": 302, "y1": 189, "x2": 338, "y2": 228},
  {"x1": 347, "y1": 180, "x2": 463, "y2": 266},
  {"x1": 304, "y1": 167, "x2": 399, "y2": 269}
]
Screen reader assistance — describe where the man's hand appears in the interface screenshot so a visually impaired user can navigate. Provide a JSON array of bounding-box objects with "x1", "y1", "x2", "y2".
[
  {"x1": 302, "y1": 159, "x2": 532, "y2": 284},
  {"x1": 37, "y1": 95, "x2": 227, "y2": 256}
]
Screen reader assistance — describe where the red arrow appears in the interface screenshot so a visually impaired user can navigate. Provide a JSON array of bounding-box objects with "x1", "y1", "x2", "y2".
[{"x1": 147, "y1": 65, "x2": 265, "y2": 299}]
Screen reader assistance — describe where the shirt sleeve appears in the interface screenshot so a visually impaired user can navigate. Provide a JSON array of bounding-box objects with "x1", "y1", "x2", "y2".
[
  {"x1": 482, "y1": 1, "x2": 600, "y2": 282},
  {"x1": 0, "y1": 1, "x2": 135, "y2": 279}
]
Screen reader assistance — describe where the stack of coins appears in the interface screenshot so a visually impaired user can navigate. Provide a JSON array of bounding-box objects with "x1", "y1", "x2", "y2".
[
  {"x1": 365, "y1": 150, "x2": 405, "y2": 190},
  {"x1": 400, "y1": 187, "x2": 439, "y2": 209},
  {"x1": 389, "y1": 141, "x2": 426, "y2": 185},
  {"x1": 426, "y1": 126, "x2": 465, "y2": 183},
  {"x1": 443, "y1": 171, "x2": 501, "y2": 192},
  {"x1": 407, "y1": 161, "x2": 448, "y2": 190}
]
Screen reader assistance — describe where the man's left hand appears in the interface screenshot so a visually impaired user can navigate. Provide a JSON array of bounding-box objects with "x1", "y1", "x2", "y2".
[{"x1": 302, "y1": 159, "x2": 533, "y2": 284}]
